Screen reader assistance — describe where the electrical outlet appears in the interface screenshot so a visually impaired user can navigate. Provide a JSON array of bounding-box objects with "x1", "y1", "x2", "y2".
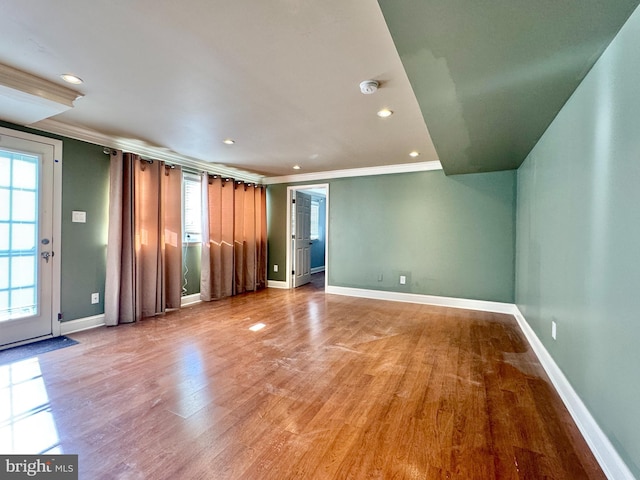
[
  {"x1": 399, "y1": 275, "x2": 406, "y2": 285},
  {"x1": 91, "y1": 292, "x2": 99, "y2": 304},
  {"x1": 551, "y1": 320, "x2": 557, "y2": 340},
  {"x1": 378, "y1": 274, "x2": 383, "y2": 282},
  {"x1": 273, "y1": 264, "x2": 278, "y2": 272}
]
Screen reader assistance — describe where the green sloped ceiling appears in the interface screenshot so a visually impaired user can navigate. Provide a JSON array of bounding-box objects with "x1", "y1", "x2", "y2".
[{"x1": 378, "y1": 0, "x2": 640, "y2": 174}]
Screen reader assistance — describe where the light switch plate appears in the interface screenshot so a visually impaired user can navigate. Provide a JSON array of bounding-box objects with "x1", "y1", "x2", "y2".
[{"x1": 72, "y1": 210, "x2": 86, "y2": 223}]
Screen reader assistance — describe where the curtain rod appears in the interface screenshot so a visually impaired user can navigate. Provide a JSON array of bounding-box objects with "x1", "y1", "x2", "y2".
[{"x1": 103, "y1": 147, "x2": 264, "y2": 184}]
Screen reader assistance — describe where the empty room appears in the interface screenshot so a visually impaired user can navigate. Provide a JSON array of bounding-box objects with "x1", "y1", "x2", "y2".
[{"x1": 1, "y1": 1, "x2": 639, "y2": 479}]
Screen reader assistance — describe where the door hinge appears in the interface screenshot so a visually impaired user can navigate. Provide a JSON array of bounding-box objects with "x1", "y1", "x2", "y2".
[
  {"x1": 292, "y1": 198, "x2": 296, "y2": 204},
  {"x1": 58, "y1": 312, "x2": 63, "y2": 321},
  {"x1": 292, "y1": 270, "x2": 295, "y2": 275}
]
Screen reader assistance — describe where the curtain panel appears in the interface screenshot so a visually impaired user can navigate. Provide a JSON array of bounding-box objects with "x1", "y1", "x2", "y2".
[
  {"x1": 200, "y1": 175, "x2": 266, "y2": 301},
  {"x1": 105, "y1": 151, "x2": 182, "y2": 325}
]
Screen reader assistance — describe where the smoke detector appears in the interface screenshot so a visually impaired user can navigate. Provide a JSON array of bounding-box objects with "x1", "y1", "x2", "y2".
[{"x1": 359, "y1": 80, "x2": 379, "y2": 95}]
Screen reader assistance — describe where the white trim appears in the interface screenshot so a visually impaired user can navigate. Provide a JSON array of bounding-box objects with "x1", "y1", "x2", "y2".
[
  {"x1": 512, "y1": 307, "x2": 635, "y2": 480},
  {"x1": 30, "y1": 120, "x2": 443, "y2": 185},
  {"x1": 51, "y1": 137, "x2": 62, "y2": 338},
  {"x1": 325, "y1": 285, "x2": 515, "y2": 314},
  {"x1": 31, "y1": 119, "x2": 263, "y2": 183},
  {"x1": 181, "y1": 294, "x2": 202, "y2": 307},
  {"x1": 263, "y1": 160, "x2": 442, "y2": 184},
  {"x1": 268, "y1": 280, "x2": 289, "y2": 289},
  {"x1": 60, "y1": 314, "x2": 105, "y2": 335},
  {"x1": 311, "y1": 266, "x2": 325, "y2": 274},
  {"x1": 0, "y1": 63, "x2": 82, "y2": 107}
]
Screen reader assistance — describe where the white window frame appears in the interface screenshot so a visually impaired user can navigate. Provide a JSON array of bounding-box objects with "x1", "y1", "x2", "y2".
[{"x1": 182, "y1": 173, "x2": 202, "y2": 244}]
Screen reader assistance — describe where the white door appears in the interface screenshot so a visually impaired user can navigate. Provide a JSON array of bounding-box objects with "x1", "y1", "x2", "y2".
[
  {"x1": 293, "y1": 191, "x2": 312, "y2": 287},
  {"x1": 0, "y1": 128, "x2": 61, "y2": 348}
]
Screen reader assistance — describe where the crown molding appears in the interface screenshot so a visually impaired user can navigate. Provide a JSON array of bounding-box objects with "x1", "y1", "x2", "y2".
[
  {"x1": 0, "y1": 64, "x2": 84, "y2": 124},
  {"x1": 0, "y1": 63, "x2": 83, "y2": 107},
  {"x1": 262, "y1": 160, "x2": 442, "y2": 185},
  {"x1": 28, "y1": 118, "x2": 442, "y2": 185},
  {"x1": 30, "y1": 118, "x2": 265, "y2": 183}
]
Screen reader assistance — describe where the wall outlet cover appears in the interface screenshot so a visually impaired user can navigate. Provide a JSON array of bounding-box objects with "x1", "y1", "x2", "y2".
[{"x1": 91, "y1": 292, "x2": 99, "y2": 304}]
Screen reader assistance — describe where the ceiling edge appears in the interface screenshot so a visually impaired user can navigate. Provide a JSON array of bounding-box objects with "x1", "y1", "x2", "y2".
[
  {"x1": 31, "y1": 118, "x2": 265, "y2": 183},
  {"x1": 262, "y1": 161, "x2": 443, "y2": 185}
]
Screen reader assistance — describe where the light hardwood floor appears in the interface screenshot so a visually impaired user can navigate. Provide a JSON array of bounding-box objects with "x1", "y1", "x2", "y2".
[{"x1": 5, "y1": 281, "x2": 604, "y2": 479}]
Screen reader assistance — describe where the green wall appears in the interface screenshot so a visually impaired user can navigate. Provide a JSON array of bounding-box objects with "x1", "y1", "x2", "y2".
[
  {"x1": 268, "y1": 169, "x2": 516, "y2": 303},
  {"x1": 183, "y1": 244, "x2": 201, "y2": 295},
  {"x1": 0, "y1": 121, "x2": 110, "y2": 322},
  {"x1": 59, "y1": 139, "x2": 110, "y2": 320},
  {"x1": 515, "y1": 6, "x2": 640, "y2": 476}
]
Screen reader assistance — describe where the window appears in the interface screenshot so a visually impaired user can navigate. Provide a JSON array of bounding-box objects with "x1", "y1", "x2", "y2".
[
  {"x1": 182, "y1": 173, "x2": 201, "y2": 243},
  {"x1": 310, "y1": 199, "x2": 320, "y2": 240},
  {"x1": 0, "y1": 150, "x2": 39, "y2": 321}
]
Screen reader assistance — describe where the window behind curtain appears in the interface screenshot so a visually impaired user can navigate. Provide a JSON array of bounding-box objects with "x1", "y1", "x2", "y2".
[{"x1": 183, "y1": 173, "x2": 201, "y2": 243}]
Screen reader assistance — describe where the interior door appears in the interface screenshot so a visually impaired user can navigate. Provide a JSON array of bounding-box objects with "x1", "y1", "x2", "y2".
[
  {"x1": 293, "y1": 191, "x2": 312, "y2": 287},
  {"x1": 0, "y1": 129, "x2": 59, "y2": 348}
]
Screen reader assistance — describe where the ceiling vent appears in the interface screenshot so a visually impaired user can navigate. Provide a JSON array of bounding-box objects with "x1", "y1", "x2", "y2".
[{"x1": 0, "y1": 63, "x2": 83, "y2": 125}]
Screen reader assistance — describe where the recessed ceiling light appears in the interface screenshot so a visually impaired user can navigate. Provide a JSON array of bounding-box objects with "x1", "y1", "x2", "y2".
[
  {"x1": 293, "y1": 165, "x2": 301, "y2": 170},
  {"x1": 409, "y1": 151, "x2": 420, "y2": 158},
  {"x1": 377, "y1": 108, "x2": 393, "y2": 118},
  {"x1": 60, "y1": 73, "x2": 83, "y2": 85},
  {"x1": 223, "y1": 138, "x2": 235, "y2": 145}
]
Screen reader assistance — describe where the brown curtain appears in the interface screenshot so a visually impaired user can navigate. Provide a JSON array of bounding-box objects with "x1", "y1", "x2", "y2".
[
  {"x1": 200, "y1": 176, "x2": 266, "y2": 301},
  {"x1": 105, "y1": 151, "x2": 182, "y2": 325}
]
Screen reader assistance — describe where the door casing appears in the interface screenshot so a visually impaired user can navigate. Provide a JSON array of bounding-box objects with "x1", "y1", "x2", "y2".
[{"x1": 286, "y1": 184, "x2": 329, "y2": 289}]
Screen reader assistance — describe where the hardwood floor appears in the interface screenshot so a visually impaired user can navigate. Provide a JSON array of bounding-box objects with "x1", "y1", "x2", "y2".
[{"x1": 2, "y1": 285, "x2": 604, "y2": 479}]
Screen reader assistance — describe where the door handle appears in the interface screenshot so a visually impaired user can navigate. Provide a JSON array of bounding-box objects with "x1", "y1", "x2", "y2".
[{"x1": 41, "y1": 251, "x2": 54, "y2": 263}]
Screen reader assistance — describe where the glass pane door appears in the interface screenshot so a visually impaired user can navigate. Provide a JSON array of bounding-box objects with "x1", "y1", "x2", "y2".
[
  {"x1": 0, "y1": 151, "x2": 39, "y2": 321},
  {"x1": 0, "y1": 127, "x2": 60, "y2": 348}
]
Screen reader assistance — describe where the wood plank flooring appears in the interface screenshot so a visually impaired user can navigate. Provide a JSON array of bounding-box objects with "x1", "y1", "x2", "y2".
[{"x1": 2, "y1": 281, "x2": 605, "y2": 479}]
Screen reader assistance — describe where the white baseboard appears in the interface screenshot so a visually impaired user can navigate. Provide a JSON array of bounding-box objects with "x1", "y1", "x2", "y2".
[
  {"x1": 310, "y1": 266, "x2": 325, "y2": 274},
  {"x1": 60, "y1": 314, "x2": 105, "y2": 335},
  {"x1": 512, "y1": 307, "x2": 634, "y2": 480},
  {"x1": 181, "y1": 293, "x2": 202, "y2": 306},
  {"x1": 268, "y1": 280, "x2": 288, "y2": 289},
  {"x1": 325, "y1": 285, "x2": 515, "y2": 314}
]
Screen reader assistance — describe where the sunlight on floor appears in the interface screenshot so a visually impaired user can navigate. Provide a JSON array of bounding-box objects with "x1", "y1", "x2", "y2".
[{"x1": 0, "y1": 357, "x2": 62, "y2": 454}]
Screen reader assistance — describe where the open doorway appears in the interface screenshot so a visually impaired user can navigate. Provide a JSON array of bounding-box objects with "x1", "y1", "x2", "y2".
[{"x1": 286, "y1": 184, "x2": 328, "y2": 290}]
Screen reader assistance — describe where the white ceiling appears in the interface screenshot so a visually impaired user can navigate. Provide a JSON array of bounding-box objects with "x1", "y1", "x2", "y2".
[{"x1": 0, "y1": 0, "x2": 437, "y2": 178}]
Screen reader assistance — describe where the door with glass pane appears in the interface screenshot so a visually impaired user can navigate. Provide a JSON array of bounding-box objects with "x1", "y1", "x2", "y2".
[{"x1": 0, "y1": 128, "x2": 60, "y2": 348}]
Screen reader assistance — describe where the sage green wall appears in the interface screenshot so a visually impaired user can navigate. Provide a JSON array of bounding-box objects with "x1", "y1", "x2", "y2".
[
  {"x1": 0, "y1": 121, "x2": 110, "y2": 322},
  {"x1": 515, "y1": 6, "x2": 640, "y2": 476},
  {"x1": 267, "y1": 169, "x2": 516, "y2": 303},
  {"x1": 183, "y1": 244, "x2": 201, "y2": 295},
  {"x1": 59, "y1": 139, "x2": 110, "y2": 321},
  {"x1": 267, "y1": 183, "x2": 288, "y2": 282}
]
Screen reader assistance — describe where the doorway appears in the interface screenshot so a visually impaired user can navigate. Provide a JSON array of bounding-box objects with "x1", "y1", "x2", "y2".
[
  {"x1": 0, "y1": 127, "x2": 62, "y2": 348},
  {"x1": 286, "y1": 184, "x2": 328, "y2": 290}
]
